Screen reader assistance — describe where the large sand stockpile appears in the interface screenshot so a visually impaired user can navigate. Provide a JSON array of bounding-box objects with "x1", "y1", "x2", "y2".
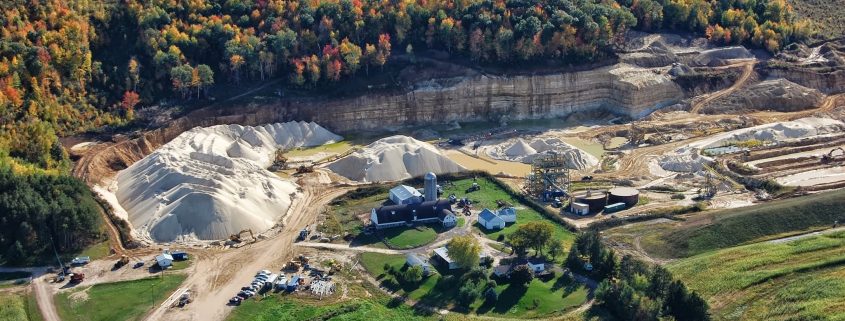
[
  {"x1": 659, "y1": 147, "x2": 713, "y2": 172},
  {"x1": 116, "y1": 122, "x2": 341, "y2": 242},
  {"x1": 327, "y1": 135, "x2": 464, "y2": 182},
  {"x1": 695, "y1": 117, "x2": 845, "y2": 148},
  {"x1": 487, "y1": 138, "x2": 599, "y2": 169}
]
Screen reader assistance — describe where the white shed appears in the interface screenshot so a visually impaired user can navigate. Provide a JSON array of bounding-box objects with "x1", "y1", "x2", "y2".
[
  {"x1": 571, "y1": 202, "x2": 590, "y2": 216},
  {"x1": 478, "y1": 208, "x2": 506, "y2": 230},
  {"x1": 155, "y1": 253, "x2": 173, "y2": 268},
  {"x1": 497, "y1": 207, "x2": 517, "y2": 223},
  {"x1": 389, "y1": 185, "x2": 423, "y2": 205}
]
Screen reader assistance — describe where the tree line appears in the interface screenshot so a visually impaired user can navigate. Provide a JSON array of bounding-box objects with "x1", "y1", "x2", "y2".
[
  {"x1": 0, "y1": 0, "x2": 811, "y2": 172},
  {"x1": 0, "y1": 163, "x2": 102, "y2": 265},
  {"x1": 566, "y1": 231, "x2": 710, "y2": 320}
]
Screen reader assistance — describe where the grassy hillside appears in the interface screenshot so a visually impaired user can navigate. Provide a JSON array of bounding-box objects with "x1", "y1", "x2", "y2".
[
  {"x1": 669, "y1": 232, "x2": 845, "y2": 320},
  {"x1": 0, "y1": 291, "x2": 42, "y2": 321},
  {"x1": 788, "y1": 0, "x2": 845, "y2": 41},
  {"x1": 643, "y1": 189, "x2": 845, "y2": 259}
]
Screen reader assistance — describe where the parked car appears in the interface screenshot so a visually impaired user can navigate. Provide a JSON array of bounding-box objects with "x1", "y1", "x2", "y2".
[
  {"x1": 133, "y1": 261, "x2": 144, "y2": 269},
  {"x1": 229, "y1": 297, "x2": 242, "y2": 305},
  {"x1": 237, "y1": 291, "x2": 249, "y2": 299},
  {"x1": 241, "y1": 286, "x2": 251, "y2": 291}
]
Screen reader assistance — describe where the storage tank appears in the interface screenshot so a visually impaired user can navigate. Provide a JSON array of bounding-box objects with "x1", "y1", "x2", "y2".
[
  {"x1": 573, "y1": 189, "x2": 607, "y2": 212},
  {"x1": 608, "y1": 187, "x2": 640, "y2": 207},
  {"x1": 424, "y1": 172, "x2": 438, "y2": 201}
]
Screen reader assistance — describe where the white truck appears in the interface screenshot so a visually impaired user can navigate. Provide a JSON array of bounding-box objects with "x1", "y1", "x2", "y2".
[{"x1": 263, "y1": 273, "x2": 278, "y2": 291}]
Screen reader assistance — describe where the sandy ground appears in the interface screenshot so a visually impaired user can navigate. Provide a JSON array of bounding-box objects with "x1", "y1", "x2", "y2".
[
  {"x1": 776, "y1": 166, "x2": 845, "y2": 186},
  {"x1": 150, "y1": 170, "x2": 352, "y2": 321},
  {"x1": 746, "y1": 143, "x2": 845, "y2": 166}
]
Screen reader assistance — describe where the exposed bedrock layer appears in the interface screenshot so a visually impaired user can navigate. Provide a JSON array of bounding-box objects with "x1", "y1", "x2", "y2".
[
  {"x1": 287, "y1": 63, "x2": 684, "y2": 131},
  {"x1": 75, "y1": 63, "x2": 683, "y2": 184}
]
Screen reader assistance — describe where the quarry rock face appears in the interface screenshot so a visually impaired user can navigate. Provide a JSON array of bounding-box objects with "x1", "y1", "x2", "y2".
[{"x1": 290, "y1": 63, "x2": 684, "y2": 132}]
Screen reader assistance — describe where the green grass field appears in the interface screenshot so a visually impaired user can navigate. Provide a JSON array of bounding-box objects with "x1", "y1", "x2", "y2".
[
  {"x1": 0, "y1": 291, "x2": 42, "y2": 321},
  {"x1": 227, "y1": 296, "x2": 432, "y2": 321},
  {"x1": 383, "y1": 227, "x2": 437, "y2": 249},
  {"x1": 669, "y1": 232, "x2": 845, "y2": 320},
  {"x1": 55, "y1": 274, "x2": 187, "y2": 321},
  {"x1": 444, "y1": 177, "x2": 574, "y2": 250},
  {"x1": 639, "y1": 189, "x2": 845, "y2": 259},
  {"x1": 359, "y1": 252, "x2": 588, "y2": 318}
]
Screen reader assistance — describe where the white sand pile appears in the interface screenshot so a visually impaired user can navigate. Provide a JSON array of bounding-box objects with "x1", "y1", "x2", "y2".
[
  {"x1": 327, "y1": 135, "x2": 464, "y2": 182},
  {"x1": 116, "y1": 121, "x2": 341, "y2": 242},
  {"x1": 487, "y1": 137, "x2": 599, "y2": 169},
  {"x1": 693, "y1": 117, "x2": 845, "y2": 149},
  {"x1": 505, "y1": 139, "x2": 537, "y2": 157},
  {"x1": 659, "y1": 147, "x2": 713, "y2": 172}
]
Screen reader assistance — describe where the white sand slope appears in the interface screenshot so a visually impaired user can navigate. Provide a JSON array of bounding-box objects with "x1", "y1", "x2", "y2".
[
  {"x1": 692, "y1": 117, "x2": 845, "y2": 149},
  {"x1": 326, "y1": 135, "x2": 464, "y2": 182},
  {"x1": 116, "y1": 122, "x2": 341, "y2": 242},
  {"x1": 487, "y1": 137, "x2": 599, "y2": 169},
  {"x1": 659, "y1": 147, "x2": 713, "y2": 172}
]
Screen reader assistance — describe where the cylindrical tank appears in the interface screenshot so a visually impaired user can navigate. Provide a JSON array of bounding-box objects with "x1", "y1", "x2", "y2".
[
  {"x1": 424, "y1": 172, "x2": 438, "y2": 201},
  {"x1": 573, "y1": 190, "x2": 608, "y2": 212},
  {"x1": 608, "y1": 187, "x2": 640, "y2": 207}
]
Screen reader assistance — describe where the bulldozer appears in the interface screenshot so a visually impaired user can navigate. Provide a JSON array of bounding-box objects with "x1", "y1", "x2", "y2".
[
  {"x1": 113, "y1": 255, "x2": 130, "y2": 269},
  {"x1": 229, "y1": 229, "x2": 256, "y2": 243}
]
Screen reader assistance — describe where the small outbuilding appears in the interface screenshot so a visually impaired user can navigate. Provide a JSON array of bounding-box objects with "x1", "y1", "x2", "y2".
[
  {"x1": 405, "y1": 254, "x2": 434, "y2": 275},
  {"x1": 155, "y1": 253, "x2": 173, "y2": 269},
  {"x1": 571, "y1": 202, "x2": 590, "y2": 216},
  {"x1": 433, "y1": 247, "x2": 460, "y2": 270},
  {"x1": 478, "y1": 208, "x2": 506, "y2": 230},
  {"x1": 171, "y1": 251, "x2": 189, "y2": 261},
  {"x1": 389, "y1": 185, "x2": 423, "y2": 205}
]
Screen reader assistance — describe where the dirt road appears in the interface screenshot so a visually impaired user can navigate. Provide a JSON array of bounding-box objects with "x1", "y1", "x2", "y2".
[
  {"x1": 150, "y1": 172, "x2": 351, "y2": 321},
  {"x1": 690, "y1": 59, "x2": 757, "y2": 114},
  {"x1": 33, "y1": 277, "x2": 61, "y2": 321}
]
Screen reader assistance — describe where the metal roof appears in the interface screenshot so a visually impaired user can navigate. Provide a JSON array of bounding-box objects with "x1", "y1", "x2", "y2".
[
  {"x1": 478, "y1": 208, "x2": 504, "y2": 223},
  {"x1": 498, "y1": 207, "x2": 516, "y2": 217},
  {"x1": 433, "y1": 247, "x2": 454, "y2": 263},
  {"x1": 389, "y1": 185, "x2": 422, "y2": 202}
]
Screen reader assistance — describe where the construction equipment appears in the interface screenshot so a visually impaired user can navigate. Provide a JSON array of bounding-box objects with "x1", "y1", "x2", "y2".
[
  {"x1": 297, "y1": 227, "x2": 310, "y2": 242},
  {"x1": 113, "y1": 255, "x2": 130, "y2": 269},
  {"x1": 178, "y1": 291, "x2": 192, "y2": 307},
  {"x1": 70, "y1": 273, "x2": 84, "y2": 283},
  {"x1": 269, "y1": 150, "x2": 288, "y2": 170},
  {"x1": 466, "y1": 182, "x2": 481, "y2": 193},
  {"x1": 822, "y1": 147, "x2": 845, "y2": 163},
  {"x1": 230, "y1": 229, "x2": 256, "y2": 243},
  {"x1": 296, "y1": 165, "x2": 314, "y2": 174}
]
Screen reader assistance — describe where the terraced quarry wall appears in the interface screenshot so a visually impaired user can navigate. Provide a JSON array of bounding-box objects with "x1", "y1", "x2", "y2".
[
  {"x1": 281, "y1": 63, "x2": 684, "y2": 132},
  {"x1": 74, "y1": 63, "x2": 683, "y2": 184}
]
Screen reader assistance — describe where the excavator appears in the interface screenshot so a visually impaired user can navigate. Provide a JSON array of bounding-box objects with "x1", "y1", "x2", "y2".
[
  {"x1": 229, "y1": 229, "x2": 256, "y2": 243},
  {"x1": 821, "y1": 147, "x2": 845, "y2": 164},
  {"x1": 113, "y1": 255, "x2": 129, "y2": 269}
]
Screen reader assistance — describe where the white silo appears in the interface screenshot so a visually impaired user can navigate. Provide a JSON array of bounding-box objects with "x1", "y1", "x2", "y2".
[{"x1": 424, "y1": 172, "x2": 438, "y2": 201}]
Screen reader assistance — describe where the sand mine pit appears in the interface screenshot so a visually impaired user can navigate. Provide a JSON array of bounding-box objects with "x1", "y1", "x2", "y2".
[
  {"x1": 486, "y1": 137, "x2": 599, "y2": 170},
  {"x1": 116, "y1": 121, "x2": 341, "y2": 243},
  {"x1": 326, "y1": 135, "x2": 464, "y2": 182}
]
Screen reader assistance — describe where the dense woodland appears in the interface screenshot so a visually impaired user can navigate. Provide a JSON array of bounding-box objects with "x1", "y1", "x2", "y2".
[
  {"x1": 0, "y1": 0, "x2": 812, "y2": 263},
  {"x1": 0, "y1": 0, "x2": 810, "y2": 171},
  {"x1": 0, "y1": 165, "x2": 102, "y2": 265}
]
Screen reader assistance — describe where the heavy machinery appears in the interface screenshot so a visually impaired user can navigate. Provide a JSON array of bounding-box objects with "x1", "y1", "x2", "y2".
[
  {"x1": 466, "y1": 182, "x2": 481, "y2": 193},
  {"x1": 296, "y1": 165, "x2": 314, "y2": 174},
  {"x1": 269, "y1": 150, "x2": 288, "y2": 170},
  {"x1": 70, "y1": 273, "x2": 84, "y2": 283},
  {"x1": 296, "y1": 227, "x2": 310, "y2": 242},
  {"x1": 230, "y1": 229, "x2": 256, "y2": 243},
  {"x1": 113, "y1": 255, "x2": 129, "y2": 269},
  {"x1": 822, "y1": 147, "x2": 845, "y2": 163}
]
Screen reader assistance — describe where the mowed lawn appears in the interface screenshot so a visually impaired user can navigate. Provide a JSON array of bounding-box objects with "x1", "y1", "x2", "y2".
[
  {"x1": 227, "y1": 296, "x2": 433, "y2": 321},
  {"x1": 669, "y1": 232, "x2": 845, "y2": 320},
  {"x1": 56, "y1": 274, "x2": 187, "y2": 321},
  {"x1": 383, "y1": 226, "x2": 437, "y2": 249},
  {"x1": 442, "y1": 177, "x2": 574, "y2": 249},
  {"x1": 360, "y1": 252, "x2": 588, "y2": 318}
]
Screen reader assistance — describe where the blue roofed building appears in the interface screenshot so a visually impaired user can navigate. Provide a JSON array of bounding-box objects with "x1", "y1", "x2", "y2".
[{"x1": 478, "y1": 208, "x2": 506, "y2": 230}]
